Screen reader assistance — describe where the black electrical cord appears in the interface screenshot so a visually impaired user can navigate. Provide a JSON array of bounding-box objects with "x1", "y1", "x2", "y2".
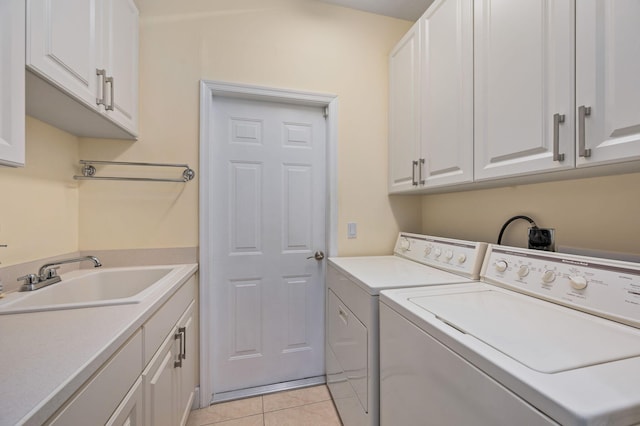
[{"x1": 497, "y1": 215, "x2": 538, "y2": 245}]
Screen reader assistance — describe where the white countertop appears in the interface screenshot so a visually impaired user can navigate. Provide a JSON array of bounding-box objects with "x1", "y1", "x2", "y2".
[{"x1": 0, "y1": 263, "x2": 198, "y2": 426}]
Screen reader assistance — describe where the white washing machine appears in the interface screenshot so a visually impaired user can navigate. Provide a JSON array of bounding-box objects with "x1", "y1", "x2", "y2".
[
  {"x1": 380, "y1": 244, "x2": 640, "y2": 426},
  {"x1": 326, "y1": 233, "x2": 487, "y2": 426}
]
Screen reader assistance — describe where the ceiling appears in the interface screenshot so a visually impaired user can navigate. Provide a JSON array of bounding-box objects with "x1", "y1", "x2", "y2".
[{"x1": 317, "y1": 0, "x2": 433, "y2": 21}]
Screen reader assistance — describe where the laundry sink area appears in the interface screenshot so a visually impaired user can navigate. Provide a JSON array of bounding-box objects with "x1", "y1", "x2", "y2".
[{"x1": 0, "y1": 266, "x2": 176, "y2": 314}]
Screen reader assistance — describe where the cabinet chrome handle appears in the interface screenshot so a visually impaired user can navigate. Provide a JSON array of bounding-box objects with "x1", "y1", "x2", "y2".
[
  {"x1": 419, "y1": 158, "x2": 425, "y2": 185},
  {"x1": 96, "y1": 69, "x2": 107, "y2": 106},
  {"x1": 578, "y1": 105, "x2": 592, "y2": 158},
  {"x1": 412, "y1": 160, "x2": 418, "y2": 186},
  {"x1": 174, "y1": 329, "x2": 184, "y2": 368},
  {"x1": 105, "y1": 76, "x2": 115, "y2": 111},
  {"x1": 179, "y1": 326, "x2": 186, "y2": 360},
  {"x1": 338, "y1": 306, "x2": 348, "y2": 324},
  {"x1": 552, "y1": 113, "x2": 565, "y2": 162}
]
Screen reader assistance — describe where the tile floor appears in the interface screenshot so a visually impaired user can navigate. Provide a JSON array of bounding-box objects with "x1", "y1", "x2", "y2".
[{"x1": 187, "y1": 385, "x2": 342, "y2": 426}]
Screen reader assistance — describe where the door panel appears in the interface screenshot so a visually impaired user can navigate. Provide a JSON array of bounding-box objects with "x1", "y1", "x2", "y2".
[
  {"x1": 283, "y1": 165, "x2": 312, "y2": 251},
  {"x1": 474, "y1": 0, "x2": 574, "y2": 180},
  {"x1": 103, "y1": 0, "x2": 139, "y2": 132},
  {"x1": 576, "y1": 0, "x2": 640, "y2": 166},
  {"x1": 282, "y1": 275, "x2": 313, "y2": 352},
  {"x1": 27, "y1": 0, "x2": 99, "y2": 109},
  {"x1": 388, "y1": 23, "x2": 421, "y2": 192},
  {"x1": 229, "y1": 278, "x2": 262, "y2": 358},
  {"x1": 210, "y1": 97, "x2": 326, "y2": 394},
  {"x1": 421, "y1": 0, "x2": 473, "y2": 187},
  {"x1": 0, "y1": 0, "x2": 25, "y2": 166},
  {"x1": 229, "y1": 162, "x2": 262, "y2": 253}
]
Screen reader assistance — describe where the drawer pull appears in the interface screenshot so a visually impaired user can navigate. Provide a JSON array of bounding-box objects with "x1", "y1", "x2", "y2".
[
  {"x1": 179, "y1": 326, "x2": 187, "y2": 360},
  {"x1": 105, "y1": 76, "x2": 115, "y2": 111},
  {"x1": 96, "y1": 69, "x2": 106, "y2": 106},
  {"x1": 174, "y1": 327, "x2": 186, "y2": 368},
  {"x1": 411, "y1": 160, "x2": 418, "y2": 186},
  {"x1": 338, "y1": 307, "x2": 348, "y2": 325},
  {"x1": 552, "y1": 113, "x2": 565, "y2": 162},
  {"x1": 578, "y1": 105, "x2": 592, "y2": 158}
]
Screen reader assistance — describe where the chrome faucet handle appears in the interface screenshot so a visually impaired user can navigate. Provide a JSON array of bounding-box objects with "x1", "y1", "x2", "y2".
[
  {"x1": 17, "y1": 274, "x2": 39, "y2": 285},
  {"x1": 42, "y1": 267, "x2": 61, "y2": 280}
]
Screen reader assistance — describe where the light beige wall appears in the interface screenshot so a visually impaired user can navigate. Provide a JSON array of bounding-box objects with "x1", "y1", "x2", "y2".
[
  {"x1": 421, "y1": 172, "x2": 640, "y2": 256},
  {"x1": 79, "y1": 0, "x2": 420, "y2": 255},
  {"x1": 0, "y1": 117, "x2": 79, "y2": 266}
]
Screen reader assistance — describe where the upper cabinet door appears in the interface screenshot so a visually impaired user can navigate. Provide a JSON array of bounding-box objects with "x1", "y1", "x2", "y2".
[
  {"x1": 0, "y1": 0, "x2": 25, "y2": 167},
  {"x1": 474, "y1": 0, "x2": 575, "y2": 181},
  {"x1": 27, "y1": 0, "x2": 100, "y2": 110},
  {"x1": 102, "y1": 0, "x2": 139, "y2": 134},
  {"x1": 576, "y1": 0, "x2": 640, "y2": 167},
  {"x1": 389, "y1": 22, "x2": 421, "y2": 193},
  {"x1": 420, "y1": 0, "x2": 473, "y2": 187}
]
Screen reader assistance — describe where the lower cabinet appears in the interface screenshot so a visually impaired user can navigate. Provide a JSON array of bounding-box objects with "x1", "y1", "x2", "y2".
[
  {"x1": 45, "y1": 274, "x2": 198, "y2": 426},
  {"x1": 143, "y1": 301, "x2": 196, "y2": 426},
  {"x1": 107, "y1": 378, "x2": 144, "y2": 426}
]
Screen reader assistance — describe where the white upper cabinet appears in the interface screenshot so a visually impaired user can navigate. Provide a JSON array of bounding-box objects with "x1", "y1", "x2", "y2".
[
  {"x1": 389, "y1": 22, "x2": 421, "y2": 193},
  {"x1": 474, "y1": 0, "x2": 575, "y2": 181},
  {"x1": 26, "y1": 0, "x2": 139, "y2": 139},
  {"x1": 420, "y1": 0, "x2": 473, "y2": 187},
  {"x1": 27, "y1": 0, "x2": 100, "y2": 109},
  {"x1": 0, "y1": 0, "x2": 26, "y2": 167},
  {"x1": 389, "y1": 0, "x2": 473, "y2": 193},
  {"x1": 102, "y1": 0, "x2": 139, "y2": 133},
  {"x1": 576, "y1": 0, "x2": 640, "y2": 167}
]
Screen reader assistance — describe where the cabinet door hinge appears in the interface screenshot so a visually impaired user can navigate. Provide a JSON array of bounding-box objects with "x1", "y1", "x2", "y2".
[{"x1": 323, "y1": 106, "x2": 329, "y2": 118}]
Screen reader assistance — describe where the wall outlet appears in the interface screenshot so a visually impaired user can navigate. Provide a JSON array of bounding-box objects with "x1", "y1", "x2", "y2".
[{"x1": 528, "y1": 227, "x2": 555, "y2": 251}]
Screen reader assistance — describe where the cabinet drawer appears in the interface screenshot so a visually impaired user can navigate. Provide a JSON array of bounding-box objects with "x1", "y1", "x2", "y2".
[
  {"x1": 47, "y1": 329, "x2": 143, "y2": 425},
  {"x1": 144, "y1": 275, "x2": 196, "y2": 366}
]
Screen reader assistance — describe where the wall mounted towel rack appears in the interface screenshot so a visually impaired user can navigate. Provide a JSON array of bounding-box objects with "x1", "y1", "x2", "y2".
[{"x1": 74, "y1": 160, "x2": 196, "y2": 183}]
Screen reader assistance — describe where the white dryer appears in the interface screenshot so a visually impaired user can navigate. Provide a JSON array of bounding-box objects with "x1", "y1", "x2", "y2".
[
  {"x1": 326, "y1": 233, "x2": 487, "y2": 426},
  {"x1": 380, "y1": 245, "x2": 640, "y2": 426}
]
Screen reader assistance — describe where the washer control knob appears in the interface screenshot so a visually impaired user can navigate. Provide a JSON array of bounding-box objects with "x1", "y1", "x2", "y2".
[
  {"x1": 517, "y1": 265, "x2": 530, "y2": 278},
  {"x1": 569, "y1": 276, "x2": 588, "y2": 290},
  {"x1": 434, "y1": 248, "x2": 442, "y2": 258},
  {"x1": 399, "y1": 237, "x2": 410, "y2": 251},
  {"x1": 445, "y1": 250, "x2": 454, "y2": 260},
  {"x1": 542, "y1": 270, "x2": 556, "y2": 284},
  {"x1": 457, "y1": 253, "x2": 467, "y2": 264},
  {"x1": 424, "y1": 245, "x2": 432, "y2": 256},
  {"x1": 495, "y1": 260, "x2": 508, "y2": 272}
]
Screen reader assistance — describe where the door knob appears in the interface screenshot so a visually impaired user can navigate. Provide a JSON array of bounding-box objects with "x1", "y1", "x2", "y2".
[{"x1": 307, "y1": 251, "x2": 325, "y2": 260}]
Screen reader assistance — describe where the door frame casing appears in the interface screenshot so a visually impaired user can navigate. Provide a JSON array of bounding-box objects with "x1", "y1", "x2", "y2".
[{"x1": 198, "y1": 80, "x2": 338, "y2": 408}]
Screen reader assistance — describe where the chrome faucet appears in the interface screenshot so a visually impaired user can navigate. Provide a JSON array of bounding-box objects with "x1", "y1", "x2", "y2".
[{"x1": 18, "y1": 256, "x2": 102, "y2": 291}]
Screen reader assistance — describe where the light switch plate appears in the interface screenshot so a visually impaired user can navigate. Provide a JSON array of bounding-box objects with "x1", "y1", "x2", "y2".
[{"x1": 347, "y1": 222, "x2": 357, "y2": 239}]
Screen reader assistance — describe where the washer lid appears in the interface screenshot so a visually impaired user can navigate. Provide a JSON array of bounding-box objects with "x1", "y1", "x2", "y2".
[
  {"x1": 410, "y1": 289, "x2": 640, "y2": 373},
  {"x1": 329, "y1": 256, "x2": 471, "y2": 295}
]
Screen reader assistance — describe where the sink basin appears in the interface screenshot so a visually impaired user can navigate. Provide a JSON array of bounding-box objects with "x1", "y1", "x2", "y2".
[{"x1": 0, "y1": 266, "x2": 176, "y2": 314}]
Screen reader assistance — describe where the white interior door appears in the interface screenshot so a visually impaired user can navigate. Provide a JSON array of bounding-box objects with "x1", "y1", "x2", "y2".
[{"x1": 209, "y1": 96, "x2": 327, "y2": 396}]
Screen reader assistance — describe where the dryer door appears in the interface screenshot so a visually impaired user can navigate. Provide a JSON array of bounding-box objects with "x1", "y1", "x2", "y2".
[{"x1": 327, "y1": 289, "x2": 368, "y2": 412}]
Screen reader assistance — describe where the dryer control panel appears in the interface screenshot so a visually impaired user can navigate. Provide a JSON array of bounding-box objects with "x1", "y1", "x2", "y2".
[
  {"x1": 394, "y1": 233, "x2": 487, "y2": 280},
  {"x1": 482, "y1": 245, "x2": 640, "y2": 328}
]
